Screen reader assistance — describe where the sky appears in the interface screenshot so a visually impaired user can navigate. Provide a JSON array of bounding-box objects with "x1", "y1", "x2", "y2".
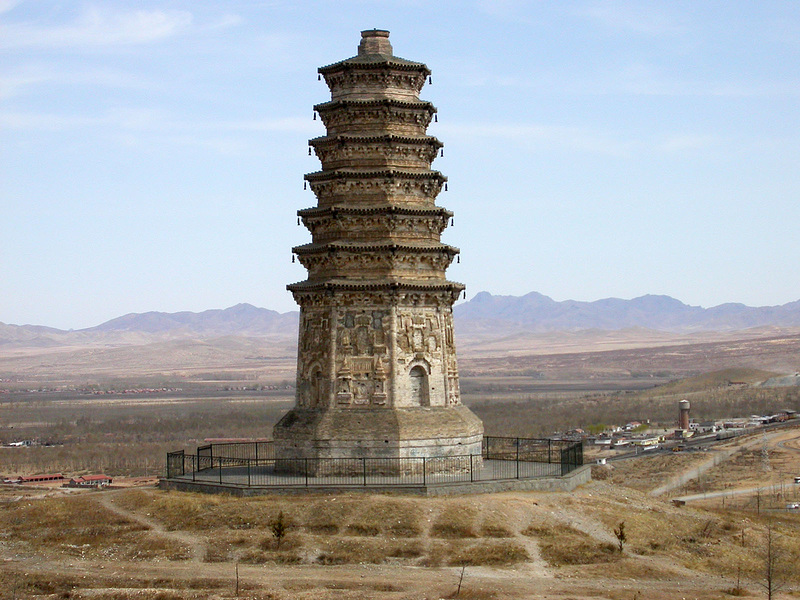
[{"x1": 2, "y1": 1, "x2": 799, "y2": 330}]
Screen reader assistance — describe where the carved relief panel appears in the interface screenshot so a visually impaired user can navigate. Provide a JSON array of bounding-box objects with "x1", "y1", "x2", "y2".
[
  {"x1": 296, "y1": 307, "x2": 332, "y2": 409},
  {"x1": 335, "y1": 307, "x2": 389, "y2": 406},
  {"x1": 392, "y1": 304, "x2": 458, "y2": 408}
]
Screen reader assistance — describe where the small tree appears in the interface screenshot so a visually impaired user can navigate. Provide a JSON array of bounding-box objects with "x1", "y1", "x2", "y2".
[
  {"x1": 759, "y1": 521, "x2": 787, "y2": 600},
  {"x1": 614, "y1": 521, "x2": 626, "y2": 553},
  {"x1": 270, "y1": 511, "x2": 288, "y2": 548}
]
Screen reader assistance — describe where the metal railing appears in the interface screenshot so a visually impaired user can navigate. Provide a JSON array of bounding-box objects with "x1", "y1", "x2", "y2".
[{"x1": 165, "y1": 437, "x2": 583, "y2": 488}]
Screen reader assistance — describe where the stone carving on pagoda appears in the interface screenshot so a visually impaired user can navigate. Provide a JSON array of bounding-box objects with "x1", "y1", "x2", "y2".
[{"x1": 273, "y1": 30, "x2": 483, "y2": 466}]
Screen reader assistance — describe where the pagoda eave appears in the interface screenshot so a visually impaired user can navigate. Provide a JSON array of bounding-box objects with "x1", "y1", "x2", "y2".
[
  {"x1": 287, "y1": 280, "x2": 465, "y2": 294},
  {"x1": 314, "y1": 98, "x2": 436, "y2": 113},
  {"x1": 304, "y1": 169, "x2": 446, "y2": 183},
  {"x1": 292, "y1": 242, "x2": 459, "y2": 255},
  {"x1": 297, "y1": 205, "x2": 452, "y2": 218},
  {"x1": 309, "y1": 133, "x2": 443, "y2": 148},
  {"x1": 318, "y1": 54, "x2": 430, "y2": 76}
]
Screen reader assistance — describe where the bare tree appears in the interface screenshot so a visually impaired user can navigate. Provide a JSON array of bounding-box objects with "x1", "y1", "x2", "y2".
[{"x1": 758, "y1": 520, "x2": 787, "y2": 600}]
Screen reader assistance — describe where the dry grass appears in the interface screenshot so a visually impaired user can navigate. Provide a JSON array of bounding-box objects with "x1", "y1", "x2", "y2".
[
  {"x1": 441, "y1": 588, "x2": 499, "y2": 600},
  {"x1": 523, "y1": 523, "x2": 619, "y2": 565},
  {"x1": 344, "y1": 498, "x2": 418, "y2": 536},
  {"x1": 430, "y1": 503, "x2": 479, "y2": 538},
  {"x1": 449, "y1": 540, "x2": 530, "y2": 566},
  {"x1": 561, "y1": 485, "x2": 800, "y2": 585},
  {"x1": 479, "y1": 512, "x2": 514, "y2": 538},
  {"x1": 606, "y1": 452, "x2": 711, "y2": 492},
  {"x1": 0, "y1": 494, "x2": 193, "y2": 561},
  {"x1": 4, "y1": 452, "x2": 800, "y2": 600}
]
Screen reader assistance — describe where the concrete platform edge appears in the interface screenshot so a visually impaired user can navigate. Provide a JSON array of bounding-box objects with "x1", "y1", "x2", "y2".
[{"x1": 158, "y1": 465, "x2": 591, "y2": 496}]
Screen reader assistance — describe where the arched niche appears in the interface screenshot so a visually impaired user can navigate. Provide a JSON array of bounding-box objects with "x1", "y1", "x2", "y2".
[{"x1": 409, "y1": 364, "x2": 430, "y2": 406}]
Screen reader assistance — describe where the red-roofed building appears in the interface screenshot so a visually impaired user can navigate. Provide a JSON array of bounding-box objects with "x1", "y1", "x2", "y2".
[
  {"x1": 18, "y1": 473, "x2": 65, "y2": 484},
  {"x1": 68, "y1": 474, "x2": 113, "y2": 488}
]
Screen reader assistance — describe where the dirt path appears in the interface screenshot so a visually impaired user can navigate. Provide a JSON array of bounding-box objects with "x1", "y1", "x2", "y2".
[
  {"x1": 96, "y1": 490, "x2": 206, "y2": 562},
  {"x1": 1, "y1": 552, "x2": 731, "y2": 600}
]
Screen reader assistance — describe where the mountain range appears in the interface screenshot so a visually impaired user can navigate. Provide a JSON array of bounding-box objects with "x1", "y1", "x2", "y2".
[
  {"x1": 2, "y1": 292, "x2": 800, "y2": 348},
  {"x1": 455, "y1": 292, "x2": 800, "y2": 333}
]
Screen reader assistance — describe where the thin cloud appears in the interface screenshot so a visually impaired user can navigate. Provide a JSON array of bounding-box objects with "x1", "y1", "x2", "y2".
[
  {"x1": 0, "y1": 63, "x2": 152, "y2": 99},
  {"x1": 572, "y1": 1, "x2": 683, "y2": 36},
  {"x1": 1, "y1": 7, "x2": 194, "y2": 49},
  {"x1": 439, "y1": 121, "x2": 729, "y2": 158},
  {"x1": 658, "y1": 133, "x2": 718, "y2": 153},
  {"x1": 474, "y1": 0, "x2": 534, "y2": 22},
  {"x1": 0, "y1": 0, "x2": 20, "y2": 15},
  {"x1": 437, "y1": 121, "x2": 636, "y2": 157},
  {"x1": 223, "y1": 117, "x2": 319, "y2": 134},
  {"x1": 454, "y1": 62, "x2": 800, "y2": 99},
  {"x1": 0, "y1": 106, "x2": 318, "y2": 134},
  {"x1": 0, "y1": 110, "x2": 98, "y2": 131}
]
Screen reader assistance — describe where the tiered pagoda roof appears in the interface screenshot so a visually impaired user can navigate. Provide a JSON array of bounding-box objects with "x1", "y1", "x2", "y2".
[{"x1": 288, "y1": 28, "x2": 463, "y2": 300}]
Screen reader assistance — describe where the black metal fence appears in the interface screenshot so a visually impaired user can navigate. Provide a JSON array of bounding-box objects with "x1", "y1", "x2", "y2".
[{"x1": 166, "y1": 437, "x2": 583, "y2": 488}]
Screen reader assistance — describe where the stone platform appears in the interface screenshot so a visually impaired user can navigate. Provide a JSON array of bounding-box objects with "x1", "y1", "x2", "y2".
[{"x1": 273, "y1": 405, "x2": 484, "y2": 472}]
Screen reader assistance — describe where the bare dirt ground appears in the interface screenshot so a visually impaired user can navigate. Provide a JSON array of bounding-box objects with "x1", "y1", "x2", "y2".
[{"x1": 3, "y1": 451, "x2": 800, "y2": 600}]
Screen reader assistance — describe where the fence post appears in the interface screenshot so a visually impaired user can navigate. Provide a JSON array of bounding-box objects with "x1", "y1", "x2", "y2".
[
  {"x1": 363, "y1": 458, "x2": 367, "y2": 486},
  {"x1": 470, "y1": 454, "x2": 474, "y2": 482},
  {"x1": 247, "y1": 458, "x2": 251, "y2": 487},
  {"x1": 548, "y1": 439, "x2": 552, "y2": 463},
  {"x1": 219, "y1": 458, "x2": 222, "y2": 485},
  {"x1": 516, "y1": 438, "x2": 520, "y2": 479},
  {"x1": 192, "y1": 455, "x2": 196, "y2": 482},
  {"x1": 423, "y1": 457, "x2": 427, "y2": 487},
  {"x1": 305, "y1": 458, "x2": 309, "y2": 487}
]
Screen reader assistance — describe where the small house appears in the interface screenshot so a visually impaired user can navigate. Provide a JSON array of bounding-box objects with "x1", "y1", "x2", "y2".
[{"x1": 68, "y1": 474, "x2": 113, "y2": 488}]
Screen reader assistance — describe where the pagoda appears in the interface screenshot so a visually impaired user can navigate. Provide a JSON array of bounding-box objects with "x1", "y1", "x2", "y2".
[{"x1": 273, "y1": 30, "x2": 483, "y2": 467}]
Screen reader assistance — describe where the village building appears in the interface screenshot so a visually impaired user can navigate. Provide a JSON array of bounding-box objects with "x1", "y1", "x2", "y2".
[{"x1": 68, "y1": 474, "x2": 113, "y2": 488}]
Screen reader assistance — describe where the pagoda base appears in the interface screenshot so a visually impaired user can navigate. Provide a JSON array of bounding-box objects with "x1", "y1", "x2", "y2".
[{"x1": 273, "y1": 406, "x2": 484, "y2": 475}]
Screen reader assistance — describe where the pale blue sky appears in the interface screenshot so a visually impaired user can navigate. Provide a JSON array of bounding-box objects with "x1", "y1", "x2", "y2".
[{"x1": 2, "y1": 1, "x2": 799, "y2": 329}]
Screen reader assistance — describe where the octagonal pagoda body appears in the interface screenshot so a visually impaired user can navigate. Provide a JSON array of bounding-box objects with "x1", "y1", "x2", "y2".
[{"x1": 274, "y1": 30, "x2": 483, "y2": 466}]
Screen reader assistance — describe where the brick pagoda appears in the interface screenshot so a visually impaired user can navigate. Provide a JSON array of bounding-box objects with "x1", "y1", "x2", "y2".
[{"x1": 273, "y1": 30, "x2": 483, "y2": 467}]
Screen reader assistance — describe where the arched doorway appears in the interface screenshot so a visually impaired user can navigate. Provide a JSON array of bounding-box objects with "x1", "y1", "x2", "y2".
[{"x1": 409, "y1": 365, "x2": 429, "y2": 406}]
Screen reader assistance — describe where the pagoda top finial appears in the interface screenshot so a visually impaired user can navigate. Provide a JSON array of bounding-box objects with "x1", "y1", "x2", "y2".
[{"x1": 359, "y1": 29, "x2": 392, "y2": 56}]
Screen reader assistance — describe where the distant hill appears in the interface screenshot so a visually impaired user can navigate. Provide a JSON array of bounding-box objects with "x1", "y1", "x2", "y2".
[
  {"x1": 90, "y1": 303, "x2": 297, "y2": 336},
  {"x1": 454, "y1": 292, "x2": 800, "y2": 333},
  {"x1": 2, "y1": 293, "x2": 800, "y2": 349},
  {"x1": 0, "y1": 304, "x2": 298, "y2": 348}
]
